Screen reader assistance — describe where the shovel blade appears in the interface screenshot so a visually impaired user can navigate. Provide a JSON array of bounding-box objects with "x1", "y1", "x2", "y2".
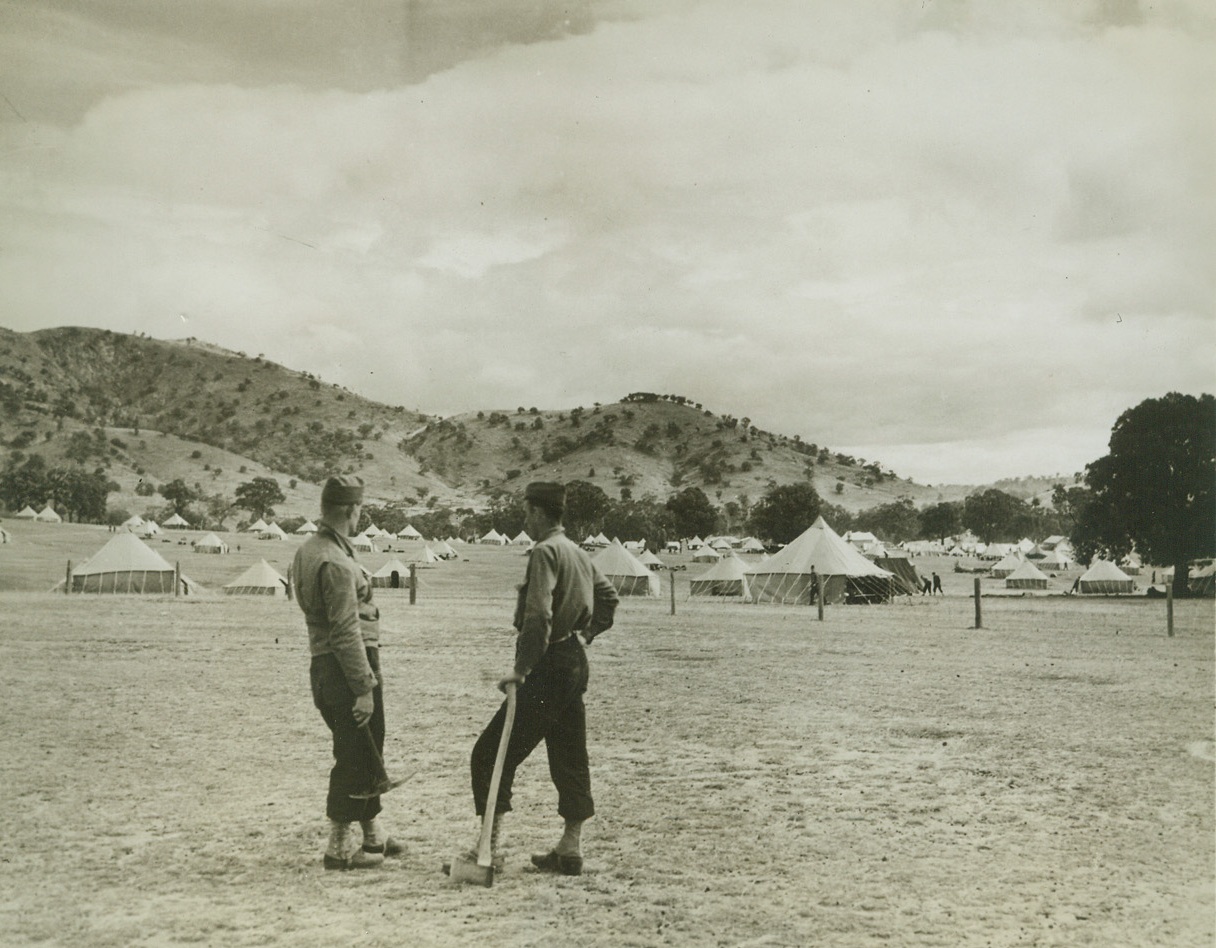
[{"x1": 446, "y1": 854, "x2": 495, "y2": 887}]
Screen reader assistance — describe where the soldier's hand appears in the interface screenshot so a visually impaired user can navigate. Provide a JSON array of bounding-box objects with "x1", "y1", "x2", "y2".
[
  {"x1": 497, "y1": 672, "x2": 525, "y2": 694},
  {"x1": 353, "y1": 691, "x2": 375, "y2": 726}
]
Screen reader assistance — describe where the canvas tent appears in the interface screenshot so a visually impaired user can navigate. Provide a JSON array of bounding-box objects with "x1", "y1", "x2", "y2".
[
  {"x1": 747, "y1": 517, "x2": 895, "y2": 605},
  {"x1": 511, "y1": 531, "x2": 533, "y2": 546},
  {"x1": 1189, "y1": 563, "x2": 1215, "y2": 598},
  {"x1": 870, "y1": 551, "x2": 923, "y2": 596},
  {"x1": 403, "y1": 545, "x2": 441, "y2": 567},
  {"x1": 70, "y1": 533, "x2": 180, "y2": 594},
  {"x1": 689, "y1": 552, "x2": 752, "y2": 599},
  {"x1": 397, "y1": 524, "x2": 423, "y2": 540},
  {"x1": 224, "y1": 559, "x2": 288, "y2": 596},
  {"x1": 592, "y1": 541, "x2": 660, "y2": 597},
  {"x1": 194, "y1": 533, "x2": 229, "y2": 554},
  {"x1": 989, "y1": 551, "x2": 1025, "y2": 578},
  {"x1": 430, "y1": 539, "x2": 458, "y2": 559},
  {"x1": 35, "y1": 505, "x2": 62, "y2": 523},
  {"x1": 259, "y1": 522, "x2": 287, "y2": 540},
  {"x1": 739, "y1": 537, "x2": 766, "y2": 554},
  {"x1": 480, "y1": 529, "x2": 507, "y2": 545},
  {"x1": 1005, "y1": 560, "x2": 1049, "y2": 590},
  {"x1": 350, "y1": 533, "x2": 376, "y2": 552},
  {"x1": 295, "y1": 521, "x2": 318, "y2": 535},
  {"x1": 638, "y1": 549, "x2": 664, "y2": 570},
  {"x1": 371, "y1": 558, "x2": 412, "y2": 588},
  {"x1": 163, "y1": 513, "x2": 190, "y2": 529},
  {"x1": 692, "y1": 545, "x2": 721, "y2": 563},
  {"x1": 245, "y1": 518, "x2": 269, "y2": 534},
  {"x1": 1077, "y1": 560, "x2": 1135, "y2": 595},
  {"x1": 139, "y1": 520, "x2": 161, "y2": 537},
  {"x1": 15, "y1": 505, "x2": 38, "y2": 519}
]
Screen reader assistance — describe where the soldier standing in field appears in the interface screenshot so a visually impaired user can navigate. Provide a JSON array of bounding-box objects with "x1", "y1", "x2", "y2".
[
  {"x1": 292, "y1": 474, "x2": 402, "y2": 870},
  {"x1": 460, "y1": 481, "x2": 619, "y2": 876}
]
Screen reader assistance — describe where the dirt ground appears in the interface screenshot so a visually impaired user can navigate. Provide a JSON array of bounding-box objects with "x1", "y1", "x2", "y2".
[{"x1": 0, "y1": 527, "x2": 1213, "y2": 946}]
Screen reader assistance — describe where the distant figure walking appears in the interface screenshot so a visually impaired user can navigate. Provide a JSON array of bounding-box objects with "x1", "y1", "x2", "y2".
[
  {"x1": 932, "y1": 572, "x2": 943, "y2": 596},
  {"x1": 920, "y1": 576, "x2": 932, "y2": 596}
]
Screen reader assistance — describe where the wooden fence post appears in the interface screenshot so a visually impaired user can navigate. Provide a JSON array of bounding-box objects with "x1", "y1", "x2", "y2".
[
  {"x1": 175, "y1": 561, "x2": 181, "y2": 597},
  {"x1": 669, "y1": 570, "x2": 676, "y2": 616},
  {"x1": 1167, "y1": 581, "x2": 1174, "y2": 637},
  {"x1": 65, "y1": 560, "x2": 72, "y2": 595},
  {"x1": 409, "y1": 563, "x2": 417, "y2": 605},
  {"x1": 973, "y1": 577, "x2": 982, "y2": 629},
  {"x1": 817, "y1": 575, "x2": 825, "y2": 621}
]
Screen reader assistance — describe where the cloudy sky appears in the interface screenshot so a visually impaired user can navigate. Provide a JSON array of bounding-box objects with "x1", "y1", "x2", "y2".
[{"x1": 0, "y1": 0, "x2": 1211, "y2": 485}]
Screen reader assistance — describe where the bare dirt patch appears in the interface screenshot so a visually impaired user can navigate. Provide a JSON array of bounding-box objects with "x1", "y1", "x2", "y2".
[{"x1": 0, "y1": 533, "x2": 1212, "y2": 946}]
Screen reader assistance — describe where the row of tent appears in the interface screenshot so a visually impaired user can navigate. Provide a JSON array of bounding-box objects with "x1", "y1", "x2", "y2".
[{"x1": 13, "y1": 504, "x2": 62, "y2": 522}]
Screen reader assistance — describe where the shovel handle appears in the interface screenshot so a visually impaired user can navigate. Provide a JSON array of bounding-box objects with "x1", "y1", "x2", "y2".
[{"x1": 477, "y1": 682, "x2": 517, "y2": 869}]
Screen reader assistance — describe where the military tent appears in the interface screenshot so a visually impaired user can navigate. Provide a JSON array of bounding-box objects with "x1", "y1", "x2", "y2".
[
  {"x1": 371, "y1": 558, "x2": 412, "y2": 588},
  {"x1": 245, "y1": 518, "x2": 269, "y2": 534},
  {"x1": 989, "y1": 551, "x2": 1025, "y2": 578},
  {"x1": 480, "y1": 529, "x2": 507, "y2": 545},
  {"x1": 511, "y1": 531, "x2": 533, "y2": 546},
  {"x1": 592, "y1": 541, "x2": 660, "y2": 596},
  {"x1": 163, "y1": 513, "x2": 190, "y2": 529},
  {"x1": 295, "y1": 521, "x2": 318, "y2": 535},
  {"x1": 35, "y1": 505, "x2": 62, "y2": 523},
  {"x1": 224, "y1": 559, "x2": 288, "y2": 596},
  {"x1": 739, "y1": 537, "x2": 766, "y2": 554},
  {"x1": 70, "y1": 533, "x2": 180, "y2": 594},
  {"x1": 691, "y1": 545, "x2": 721, "y2": 563},
  {"x1": 194, "y1": 533, "x2": 229, "y2": 554},
  {"x1": 403, "y1": 545, "x2": 441, "y2": 567},
  {"x1": 1038, "y1": 549, "x2": 1071, "y2": 571},
  {"x1": 1077, "y1": 560, "x2": 1135, "y2": 595},
  {"x1": 430, "y1": 539, "x2": 458, "y2": 559},
  {"x1": 1119, "y1": 553, "x2": 1142, "y2": 575},
  {"x1": 1005, "y1": 560, "x2": 1049, "y2": 590},
  {"x1": 397, "y1": 524, "x2": 423, "y2": 540},
  {"x1": 15, "y1": 505, "x2": 38, "y2": 519},
  {"x1": 259, "y1": 523, "x2": 288, "y2": 540},
  {"x1": 350, "y1": 533, "x2": 376, "y2": 552},
  {"x1": 1189, "y1": 563, "x2": 1215, "y2": 598},
  {"x1": 638, "y1": 549, "x2": 664, "y2": 570},
  {"x1": 747, "y1": 516, "x2": 895, "y2": 605},
  {"x1": 870, "y1": 551, "x2": 923, "y2": 596},
  {"x1": 689, "y1": 553, "x2": 752, "y2": 598},
  {"x1": 139, "y1": 520, "x2": 161, "y2": 537}
]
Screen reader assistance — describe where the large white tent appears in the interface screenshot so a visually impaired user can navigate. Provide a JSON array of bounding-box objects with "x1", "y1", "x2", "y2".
[
  {"x1": 371, "y1": 559, "x2": 412, "y2": 588},
  {"x1": 747, "y1": 517, "x2": 895, "y2": 605},
  {"x1": 163, "y1": 513, "x2": 190, "y2": 529},
  {"x1": 15, "y1": 505, "x2": 38, "y2": 519},
  {"x1": 224, "y1": 559, "x2": 288, "y2": 596},
  {"x1": 259, "y1": 522, "x2": 288, "y2": 540},
  {"x1": 1005, "y1": 560, "x2": 1049, "y2": 590},
  {"x1": 689, "y1": 552, "x2": 752, "y2": 598},
  {"x1": 35, "y1": 505, "x2": 62, "y2": 523},
  {"x1": 245, "y1": 518, "x2": 269, "y2": 534},
  {"x1": 397, "y1": 524, "x2": 423, "y2": 540},
  {"x1": 295, "y1": 520, "x2": 318, "y2": 535},
  {"x1": 70, "y1": 533, "x2": 180, "y2": 594},
  {"x1": 1077, "y1": 560, "x2": 1135, "y2": 595},
  {"x1": 592, "y1": 541, "x2": 660, "y2": 597},
  {"x1": 989, "y1": 551, "x2": 1025, "y2": 578},
  {"x1": 194, "y1": 533, "x2": 229, "y2": 554},
  {"x1": 480, "y1": 529, "x2": 507, "y2": 545}
]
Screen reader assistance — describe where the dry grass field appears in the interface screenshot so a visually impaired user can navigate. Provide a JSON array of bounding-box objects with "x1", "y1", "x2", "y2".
[{"x1": 1, "y1": 520, "x2": 1213, "y2": 947}]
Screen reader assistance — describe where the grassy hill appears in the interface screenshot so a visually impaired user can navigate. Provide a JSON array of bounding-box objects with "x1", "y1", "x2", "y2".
[{"x1": 0, "y1": 327, "x2": 1064, "y2": 521}]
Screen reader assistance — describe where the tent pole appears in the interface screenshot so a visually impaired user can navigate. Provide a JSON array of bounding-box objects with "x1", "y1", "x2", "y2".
[{"x1": 1166, "y1": 581, "x2": 1174, "y2": 637}]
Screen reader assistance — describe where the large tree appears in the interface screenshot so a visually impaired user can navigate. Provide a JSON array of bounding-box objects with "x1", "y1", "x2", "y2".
[
  {"x1": 563, "y1": 480, "x2": 611, "y2": 538},
  {"x1": 1073, "y1": 393, "x2": 1215, "y2": 595},
  {"x1": 918, "y1": 500, "x2": 963, "y2": 540},
  {"x1": 749, "y1": 482, "x2": 823, "y2": 546},
  {"x1": 853, "y1": 498, "x2": 920, "y2": 542},
  {"x1": 665, "y1": 486, "x2": 718, "y2": 539},
  {"x1": 962, "y1": 488, "x2": 1035, "y2": 543},
  {"x1": 234, "y1": 476, "x2": 285, "y2": 522},
  {"x1": 158, "y1": 478, "x2": 199, "y2": 514}
]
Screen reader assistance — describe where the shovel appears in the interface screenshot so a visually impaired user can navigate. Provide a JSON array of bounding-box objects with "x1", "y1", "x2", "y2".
[
  {"x1": 449, "y1": 681, "x2": 517, "y2": 887},
  {"x1": 349, "y1": 721, "x2": 413, "y2": 799}
]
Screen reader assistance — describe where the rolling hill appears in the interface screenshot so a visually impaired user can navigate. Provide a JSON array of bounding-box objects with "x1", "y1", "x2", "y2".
[{"x1": 0, "y1": 326, "x2": 1069, "y2": 522}]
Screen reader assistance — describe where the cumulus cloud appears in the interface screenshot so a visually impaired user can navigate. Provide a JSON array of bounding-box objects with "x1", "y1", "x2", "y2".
[{"x1": 0, "y1": 0, "x2": 1211, "y2": 483}]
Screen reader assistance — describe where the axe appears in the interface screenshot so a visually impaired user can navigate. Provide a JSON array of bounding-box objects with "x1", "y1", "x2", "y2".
[{"x1": 349, "y1": 722, "x2": 412, "y2": 799}]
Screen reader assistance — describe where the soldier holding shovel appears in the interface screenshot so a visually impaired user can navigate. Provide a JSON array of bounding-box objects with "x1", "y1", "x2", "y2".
[{"x1": 451, "y1": 481, "x2": 618, "y2": 882}]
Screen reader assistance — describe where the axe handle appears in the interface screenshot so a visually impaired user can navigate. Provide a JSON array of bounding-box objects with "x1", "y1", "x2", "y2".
[
  {"x1": 358, "y1": 722, "x2": 391, "y2": 786},
  {"x1": 477, "y1": 683, "x2": 517, "y2": 869}
]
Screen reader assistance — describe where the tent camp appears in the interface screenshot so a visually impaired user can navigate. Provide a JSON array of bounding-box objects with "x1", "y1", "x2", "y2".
[
  {"x1": 259, "y1": 523, "x2": 288, "y2": 540},
  {"x1": 15, "y1": 505, "x2": 38, "y2": 519},
  {"x1": 69, "y1": 533, "x2": 180, "y2": 594},
  {"x1": 224, "y1": 559, "x2": 288, "y2": 596},
  {"x1": 371, "y1": 559, "x2": 412, "y2": 588},
  {"x1": 163, "y1": 513, "x2": 190, "y2": 529},
  {"x1": 295, "y1": 521, "x2": 318, "y2": 535},
  {"x1": 1005, "y1": 560, "x2": 1049, "y2": 590},
  {"x1": 194, "y1": 533, "x2": 229, "y2": 554},
  {"x1": 592, "y1": 541, "x2": 660, "y2": 597},
  {"x1": 1077, "y1": 560, "x2": 1135, "y2": 595},
  {"x1": 35, "y1": 505, "x2": 62, "y2": 523},
  {"x1": 989, "y1": 551, "x2": 1025, "y2": 578},
  {"x1": 747, "y1": 517, "x2": 895, "y2": 605},
  {"x1": 689, "y1": 552, "x2": 752, "y2": 598},
  {"x1": 1038, "y1": 549, "x2": 1071, "y2": 571}
]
